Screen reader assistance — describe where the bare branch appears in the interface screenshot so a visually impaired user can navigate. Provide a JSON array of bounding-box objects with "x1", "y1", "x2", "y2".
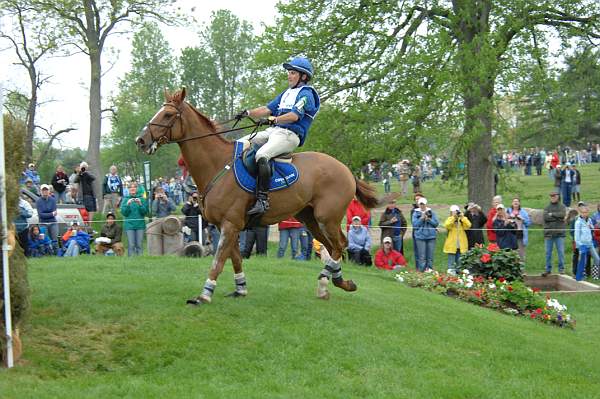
[{"x1": 35, "y1": 127, "x2": 76, "y2": 164}]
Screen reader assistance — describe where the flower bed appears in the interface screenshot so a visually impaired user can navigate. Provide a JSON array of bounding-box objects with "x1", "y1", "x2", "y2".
[{"x1": 395, "y1": 269, "x2": 575, "y2": 329}]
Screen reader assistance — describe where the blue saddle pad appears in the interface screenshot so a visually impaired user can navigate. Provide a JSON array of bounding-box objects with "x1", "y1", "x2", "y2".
[{"x1": 232, "y1": 141, "x2": 300, "y2": 193}]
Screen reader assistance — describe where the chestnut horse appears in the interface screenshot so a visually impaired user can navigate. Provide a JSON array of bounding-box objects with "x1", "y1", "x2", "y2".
[{"x1": 136, "y1": 89, "x2": 378, "y2": 304}]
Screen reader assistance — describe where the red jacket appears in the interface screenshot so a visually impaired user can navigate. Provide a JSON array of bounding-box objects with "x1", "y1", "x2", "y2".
[
  {"x1": 486, "y1": 208, "x2": 497, "y2": 242},
  {"x1": 346, "y1": 198, "x2": 370, "y2": 231},
  {"x1": 375, "y1": 248, "x2": 407, "y2": 270},
  {"x1": 279, "y1": 217, "x2": 303, "y2": 230},
  {"x1": 178, "y1": 155, "x2": 188, "y2": 178}
]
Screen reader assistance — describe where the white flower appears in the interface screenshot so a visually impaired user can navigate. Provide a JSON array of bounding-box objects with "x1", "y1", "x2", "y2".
[
  {"x1": 394, "y1": 274, "x2": 405, "y2": 282},
  {"x1": 488, "y1": 283, "x2": 496, "y2": 290},
  {"x1": 462, "y1": 269, "x2": 470, "y2": 275},
  {"x1": 465, "y1": 281, "x2": 473, "y2": 288}
]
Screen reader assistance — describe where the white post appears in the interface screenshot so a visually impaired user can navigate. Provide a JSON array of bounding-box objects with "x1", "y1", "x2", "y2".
[
  {"x1": 0, "y1": 83, "x2": 14, "y2": 368},
  {"x1": 198, "y1": 213, "x2": 203, "y2": 245}
]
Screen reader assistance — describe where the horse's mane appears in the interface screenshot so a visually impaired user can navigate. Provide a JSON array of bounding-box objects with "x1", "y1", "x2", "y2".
[{"x1": 167, "y1": 89, "x2": 232, "y2": 144}]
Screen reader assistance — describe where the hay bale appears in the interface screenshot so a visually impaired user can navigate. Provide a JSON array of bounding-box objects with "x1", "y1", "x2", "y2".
[
  {"x1": 146, "y1": 219, "x2": 164, "y2": 255},
  {"x1": 161, "y1": 216, "x2": 181, "y2": 235}
]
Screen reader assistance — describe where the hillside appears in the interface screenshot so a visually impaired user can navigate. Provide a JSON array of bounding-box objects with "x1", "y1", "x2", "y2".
[{"x1": 2, "y1": 255, "x2": 600, "y2": 398}]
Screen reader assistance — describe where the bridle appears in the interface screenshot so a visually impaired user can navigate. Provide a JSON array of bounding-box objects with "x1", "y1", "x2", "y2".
[{"x1": 144, "y1": 101, "x2": 260, "y2": 146}]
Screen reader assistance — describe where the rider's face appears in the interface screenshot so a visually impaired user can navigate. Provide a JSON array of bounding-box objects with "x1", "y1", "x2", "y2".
[{"x1": 287, "y1": 70, "x2": 300, "y2": 87}]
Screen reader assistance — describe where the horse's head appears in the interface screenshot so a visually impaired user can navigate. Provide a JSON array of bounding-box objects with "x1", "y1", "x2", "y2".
[{"x1": 136, "y1": 88, "x2": 188, "y2": 155}]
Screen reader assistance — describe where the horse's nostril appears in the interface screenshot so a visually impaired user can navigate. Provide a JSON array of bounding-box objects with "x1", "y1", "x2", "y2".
[{"x1": 136, "y1": 137, "x2": 145, "y2": 146}]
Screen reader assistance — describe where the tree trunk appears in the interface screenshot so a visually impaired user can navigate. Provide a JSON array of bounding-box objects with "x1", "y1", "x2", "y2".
[
  {"x1": 88, "y1": 46, "x2": 103, "y2": 211},
  {"x1": 25, "y1": 66, "x2": 37, "y2": 164}
]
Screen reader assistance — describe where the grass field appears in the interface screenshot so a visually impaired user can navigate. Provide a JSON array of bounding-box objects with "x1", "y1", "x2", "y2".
[
  {"x1": 2, "y1": 255, "x2": 600, "y2": 398},
  {"x1": 3, "y1": 163, "x2": 600, "y2": 398}
]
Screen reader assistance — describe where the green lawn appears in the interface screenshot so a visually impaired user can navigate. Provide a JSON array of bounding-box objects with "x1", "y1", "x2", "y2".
[{"x1": 3, "y1": 255, "x2": 600, "y2": 398}]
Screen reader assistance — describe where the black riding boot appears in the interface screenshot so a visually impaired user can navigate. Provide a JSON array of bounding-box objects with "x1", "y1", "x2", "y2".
[{"x1": 247, "y1": 158, "x2": 271, "y2": 216}]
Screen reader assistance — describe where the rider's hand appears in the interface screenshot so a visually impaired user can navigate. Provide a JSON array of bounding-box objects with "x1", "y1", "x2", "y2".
[
  {"x1": 257, "y1": 116, "x2": 276, "y2": 126},
  {"x1": 235, "y1": 109, "x2": 249, "y2": 121}
]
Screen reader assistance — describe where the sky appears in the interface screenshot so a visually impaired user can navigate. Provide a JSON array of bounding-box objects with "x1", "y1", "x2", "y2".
[{"x1": 1, "y1": 0, "x2": 279, "y2": 150}]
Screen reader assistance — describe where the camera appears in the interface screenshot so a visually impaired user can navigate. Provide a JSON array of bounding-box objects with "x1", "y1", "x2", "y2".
[
  {"x1": 80, "y1": 167, "x2": 86, "y2": 173},
  {"x1": 425, "y1": 210, "x2": 433, "y2": 218}
]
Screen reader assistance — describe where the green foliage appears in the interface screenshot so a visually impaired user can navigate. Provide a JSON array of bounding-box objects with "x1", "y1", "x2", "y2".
[
  {"x1": 179, "y1": 9, "x2": 254, "y2": 120},
  {"x1": 1, "y1": 115, "x2": 30, "y2": 331},
  {"x1": 105, "y1": 22, "x2": 180, "y2": 179},
  {"x1": 458, "y1": 243, "x2": 524, "y2": 281}
]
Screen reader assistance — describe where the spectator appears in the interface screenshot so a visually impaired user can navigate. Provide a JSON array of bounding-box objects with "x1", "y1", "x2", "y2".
[
  {"x1": 570, "y1": 201, "x2": 590, "y2": 277},
  {"x1": 374, "y1": 236, "x2": 407, "y2": 270},
  {"x1": 207, "y1": 224, "x2": 221, "y2": 254},
  {"x1": 412, "y1": 197, "x2": 439, "y2": 272},
  {"x1": 277, "y1": 217, "x2": 302, "y2": 259},
  {"x1": 35, "y1": 184, "x2": 58, "y2": 252},
  {"x1": 572, "y1": 164, "x2": 581, "y2": 204},
  {"x1": 21, "y1": 162, "x2": 40, "y2": 187},
  {"x1": 181, "y1": 192, "x2": 202, "y2": 242},
  {"x1": 410, "y1": 192, "x2": 425, "y2": 268},
  {"x1": 443, "y1": 205, "x2": 472, "y2": 274},
  {"x1": 95, "y1": 212, "x2": 124, "y2": 256},
  {"x1": 492, "y1": 204, "x2": 518, "y2": 251},
  {"x1": 398, "y1": 160, "x2": 411, "y2": 197},
  {"x1": 346, "y1": 197, "x2": 370, "y2": 231},
  {"x1": 465, "y1": 202, "x2": 487, "y2": 249},
  {"x1": 296, "y1": 225, "x2": 313, "y2": 261},
  {"x1": 121, "y1": 182, "x2": 148, "y2": 256},
  {"x1": 69, "y1": 165, "x2": 80, "y2": 204},
  {"x1": 152, "y1": 186, "x2": 176, "y2": 218},
  {"x1": 102, "y1": 165, "x2": 123, "y2": 215},
  {"x1": 347, "y1": 215, "x2": 372, "y2": 266},
  {"x1": 560, "y1": 163, "x2": 575, "y2": 207},
  {"x1": 51, "y1": 165, "x2": 69, "y2": 204},
  {"x1": 27, "y1": 225, "x2": 53, "y2": 257},
  {"x1": 23, "y1": 177, "x2": 39, "y2": 196},
  {"x1": 60, "y1": 222, "x2": 91, "y2": 257},
  {"x1": 241, "y1": 225, "x2": 268, "y2": 258},
  {"x1": 170, "y1": 177, "x2": 183, "y2": 206},
  {"x1": 508, "y1": 197, "x2": 531, "y2": 263},
  {"x1": 412, "y1": 165, "x2": 421, "y2": 194},
  {"x1": 542, "y1": 191, "x2": 566, "y2": 276},
  {"x1": 486, "y1": 195, "x2": 502, "y2": 243},
  {"x1": 76, "y1": 161, "x2": 97, "y2": 221},
  {"x1": 574, "y1": 205, "x2": 600, "y2": 281},
  {"x1": 15, "y1": 197, "x2": 34, "y2": 256},
  {"x1": 382, "y1": 171, "x2": 392, "y2": 194},
  {"x1": 378, "y1": 199, "x2": 407, "y2": 253}
]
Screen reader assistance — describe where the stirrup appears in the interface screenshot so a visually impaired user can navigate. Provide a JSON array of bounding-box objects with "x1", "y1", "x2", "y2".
[{"x1": 247, "y1": 198, "x2": 269, "y2": 215}]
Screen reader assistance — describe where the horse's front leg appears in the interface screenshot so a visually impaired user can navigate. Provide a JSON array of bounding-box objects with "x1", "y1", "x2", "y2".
[
  {"x1": 225, "y1": 238, "x2": 247, "y2": 298},
  {"x1": 187, "y1": 221, "x2": 238, "y2": 305}
]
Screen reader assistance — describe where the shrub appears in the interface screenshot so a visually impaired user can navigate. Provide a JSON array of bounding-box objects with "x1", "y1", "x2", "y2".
[{"x1": 458, "y1": 243, "x2": 523, "y2": 281}]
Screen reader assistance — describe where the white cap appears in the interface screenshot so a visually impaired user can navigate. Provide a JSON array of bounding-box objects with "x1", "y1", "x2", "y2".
[
  {"x1": 417, "y1": 197, "x2": 427, "y2": 205},
  {"x1": 450, "y1": 205, "x2": 460, "y2": 213},
  {"x1": 382, "y1": 236, "x2": 393, "y2": 244},
  {"x1": 40, "y1": 184, "x2": 51, "y2": 191},
  {"x1": 80, "y1": 161, "x2": 89, "y2": 169},
  {"x1": 352, "y1": 215, "x2": 361, "y2": 222},
  {"x1": 496, "y1": 203, "x2": 505, "y2": 210}
]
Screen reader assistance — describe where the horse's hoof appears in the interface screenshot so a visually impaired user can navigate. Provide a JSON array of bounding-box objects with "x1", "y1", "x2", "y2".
[
  {"x1": 333, "y1": 279, "x2": 358, "y2": 292},
  {"x1": 317, "y1": 291, "x2": 330, "y2": 300},
  {"x1": 186, "y1": 295, "x2": 210, "y2": 305},
  {"x1": 225, "y1": 291, "x2": 247, "y2": 298}
]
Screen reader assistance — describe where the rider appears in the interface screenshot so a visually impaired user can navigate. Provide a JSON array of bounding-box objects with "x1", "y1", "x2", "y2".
[{"x1": 235, "y1": 56, "x2": 320, "y2": 216}]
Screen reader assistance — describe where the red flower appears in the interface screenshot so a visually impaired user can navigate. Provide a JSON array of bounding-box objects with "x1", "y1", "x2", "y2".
[
  {"x1": 474, "y1": 276, "x2": 484, "y2": 283},
  {"x1": 507, "y1": 286, "x2": 513, "y2": 292},
  {"x1": 532, "y1": 288, "x2": 541, "y2": 293},
  {"x1": 474, "y1": 290, "x2": 482, "y2": 298},
  {"x1": 535, "y1": 308, "x2": 543, "y2": 314},
  {"x1": 530, "y1": 313, "x2": 537, "y2": 319},
  {"x1": 498, "y1": 277, "x2": 506, "y2": 283},
  {"x1": 487, "y1": 243, "x2": 500, "y2": 252},
  {"x1": 480, "y1": 254, "x2": 492, "y2": 263}
]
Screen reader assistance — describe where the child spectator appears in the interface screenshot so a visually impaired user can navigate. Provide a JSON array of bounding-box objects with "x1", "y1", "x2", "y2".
[{"x1": 27, "y1": 225, "x2": 54, "y2": 257}]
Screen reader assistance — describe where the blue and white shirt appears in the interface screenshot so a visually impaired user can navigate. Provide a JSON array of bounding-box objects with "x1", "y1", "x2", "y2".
[{"x1": 266, "y1": 84, "x2": 320, "y2": 146}]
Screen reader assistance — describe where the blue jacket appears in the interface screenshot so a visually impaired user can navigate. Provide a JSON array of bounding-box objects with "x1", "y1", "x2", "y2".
[
  {"x1": 347, "y1": 225, "x2": 371, "y2": 251},
  {"x1": 508, "y1": 207, "x2": 531, "y2": 246},
  {"x1": 574, "y1": 216, "x2": 594, "y2": 248},
  {"x1": 61, "y1": 230, "x2": 91, "y2": 254},
  {"x1": 412, "y1": 209, "x2": 439, "y2": 240},
  {"x1": 28, "y1": 226, "x2": 52, "y2": 250},
  {"x1": 15, "y1": 198, "x2": 33, "y2": 233},
  {"x1": 266, "y1": 84, "x2": 320, "y2": 146},
  {"x1": 20, "y1": 169, "x2": 40, "y2": 185},
  {"x1": 36, "y1": 195, "x2": 57, "y2": 223}
]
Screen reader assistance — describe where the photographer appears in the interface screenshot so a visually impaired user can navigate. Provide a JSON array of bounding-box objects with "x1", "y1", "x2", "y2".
[
  {"x1": 443, "y1": 205, "x2": 471, "y2": 275},
  {"x1": 492, "y1": 204, "x2": 518, "y2": 250},
  {"x1": 412, "y1": 197, "x2": 439, "y2": 272},
  {"x1": 120, "y1": 182, "x2": 148, "y2": 256},
  {"x1": 75, "y1": 161, "x2": 97, "y2": 220},
  {"x1": 508, "y1": 197, "x2": 531, "y2": 263},
  {"x1": 151, "y1": 186, "x2": 176, "y2": 218},
  {"x1": 182, "y1": 192, "x2": 206, "y2": 242}
]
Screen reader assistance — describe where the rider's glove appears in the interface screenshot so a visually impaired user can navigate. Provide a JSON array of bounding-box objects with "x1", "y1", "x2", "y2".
[
  {"x1": 257, "y1": 116, "x2": 276, "y2": 126},
  {"x1": 234, "y1": 109, "x2": 249, "y2": 121}
]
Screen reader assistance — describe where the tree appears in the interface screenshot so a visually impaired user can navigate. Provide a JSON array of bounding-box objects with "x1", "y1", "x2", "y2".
[
  {"x1": 31, "y1": 0, "x2": 179, "y2": 204},
  {"x1": 106, "y1": 22, "x2": 179, "y2": 179},
  {"x1": 258, "y1": 0, "x2": 600, "y2": 208},
  {"x1": 180, "y1": 10, "x2": 253, "y2": 120},
  {"x1": 0, "y1": 1, "x2": 62, "y2": 163}
]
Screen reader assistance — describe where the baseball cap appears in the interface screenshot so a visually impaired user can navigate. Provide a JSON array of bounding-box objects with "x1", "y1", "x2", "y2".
[
  {"x1": 40, "y1": 184, "x2": 51, "y2": 191},
  {"x1": 549, "y1": 190, "x2": 559, "y2": 196},
  {"x1": 352, "y1": 215, "x2": 361, "y2": 222},
  {"x1": 383, "y1": 237, "x2": 393, "y2": 244},
  {"x1": 417, "y1": 197, "x2": 428, "y2": 205},
  {"x1": 577, "y1": 201, "x2": 586, "y2": 207},
  {"x1": 106, "y1": 212, "x2": 116, "y2": 219},
  {"x1": 72, "y1": 221, "x2": 79, "y2": 226},
  {"x1": 496, "y1": 203, "x2": 505, "y2": 210},
  {"x1": 450, "y1": 205, "x2": 460, "y2": 213}
]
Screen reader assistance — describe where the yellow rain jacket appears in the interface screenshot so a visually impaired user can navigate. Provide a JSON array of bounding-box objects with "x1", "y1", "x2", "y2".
[{"x1": 443, "y1": 216, "x2": 472, "y2": 254}]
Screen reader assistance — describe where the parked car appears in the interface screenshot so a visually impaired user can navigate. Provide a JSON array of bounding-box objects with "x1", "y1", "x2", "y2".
[{"x1": 20, "y1": 189, "x2": 89, "y2": 236}]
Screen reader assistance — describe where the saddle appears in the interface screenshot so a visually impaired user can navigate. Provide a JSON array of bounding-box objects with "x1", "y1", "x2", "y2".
[{"x1": 232, "y1": 141, "x2": 299, "y2": 193}]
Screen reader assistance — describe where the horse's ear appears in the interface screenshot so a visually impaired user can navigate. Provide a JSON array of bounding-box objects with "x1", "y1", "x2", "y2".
[
  {"x1": 181, "y1": 87, "x2": 187, "y2": 101},
  {"x1": 164, "y1": 88, "x2": 170, "y2": 101}
]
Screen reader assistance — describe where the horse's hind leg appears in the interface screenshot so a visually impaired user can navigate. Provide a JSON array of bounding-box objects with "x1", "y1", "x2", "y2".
[
  {"x1": 321, "y1": 221, "x2": 357, "y2": 292},
  {"x1": 225, "y1": 239, "x2": 248, "y2": 298}
]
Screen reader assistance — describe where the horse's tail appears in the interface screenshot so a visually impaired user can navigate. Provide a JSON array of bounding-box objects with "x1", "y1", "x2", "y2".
[{"x1": 354, "y1": 176, "x2": 379, "y2": 209}]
